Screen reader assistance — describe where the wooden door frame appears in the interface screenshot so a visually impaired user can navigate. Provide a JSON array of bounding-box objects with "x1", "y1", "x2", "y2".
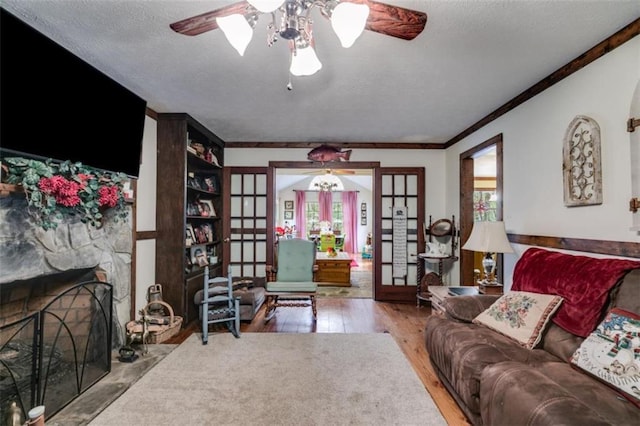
[
  {"x1": 270, "y1": 160, "x2": 379, "y2": 292},
  {"x1": 459, "y1": 134, "x2": 504, "y2": 285}
]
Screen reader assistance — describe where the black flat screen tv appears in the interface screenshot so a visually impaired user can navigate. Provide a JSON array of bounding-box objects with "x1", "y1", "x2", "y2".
[{"x1": 1, "y1": 8, "x2": 147, "y2": 178}]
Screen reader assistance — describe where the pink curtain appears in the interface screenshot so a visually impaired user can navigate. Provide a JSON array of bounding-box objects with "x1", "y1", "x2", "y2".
[
  {"x1": 342, "y1": 191, "x2": 358, "y2": 254},
  {"x1": 319, "y1": 191, "x2": 333, "y2": 223},
  {"x1": 295, "y1": 191, "x2": 306, "y2": 238}
]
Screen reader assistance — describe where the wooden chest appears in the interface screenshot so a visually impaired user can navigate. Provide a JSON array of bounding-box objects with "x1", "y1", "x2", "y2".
[{"x1": 315, "y1": 252, "x2": 351, "y2": 286}]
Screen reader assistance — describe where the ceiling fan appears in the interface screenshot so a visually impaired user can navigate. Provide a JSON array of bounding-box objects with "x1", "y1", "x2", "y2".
[
  {"x1": 304, "y1": 168, "x2": 356, "y2": 175},
  {"x1": 170, "y1": 0, "x2": 427, "y2": 40},
  {"x1": 170, "y1": 0, "x2": 427, "y2": 79}
]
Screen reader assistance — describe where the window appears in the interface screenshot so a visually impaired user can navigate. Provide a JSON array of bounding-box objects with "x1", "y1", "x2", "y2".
[
  {"x1": 305, "y1": 201, "x2": 343, "y2": 232},
  {"x1": 473, "y1": 190, "x2": 497, "y2": 221},
  {"x1": 306, "y1": 202, "x2": 320, "y2": 231},
  {"x1": 332, "y1": 202, "x2": 343, "y2": 233}
]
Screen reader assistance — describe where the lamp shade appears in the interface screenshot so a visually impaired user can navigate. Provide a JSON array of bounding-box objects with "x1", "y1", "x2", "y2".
[
  {"x1": 290, "y1": 45, "x2": 322, "y2": 76},
  {"x1": 331, "y1": 2, "x2": 370, "y2": 48},
  {"x1": 462, "y1": 221, "x2": 513, "y2": 253},
  {"x1": 217, "y1": 14, "x2": 253, "y2": 56}
]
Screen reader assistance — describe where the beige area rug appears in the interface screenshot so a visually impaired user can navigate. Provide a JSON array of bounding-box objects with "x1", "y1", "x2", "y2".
[
  {"x1": 89, "y1": 333, "x2": 446, "y2": 426},
  {"x1": 316, "y1": 270, "x2": 372, "y2": 298}
]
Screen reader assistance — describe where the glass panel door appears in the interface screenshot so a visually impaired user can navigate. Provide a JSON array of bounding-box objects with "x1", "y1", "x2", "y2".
[
  {"x1": 223, "y1": 167, "x2": 271, "y2": 279},
  {"x1": 375, "y1": 168, "x2": 425, "y2": 302}
]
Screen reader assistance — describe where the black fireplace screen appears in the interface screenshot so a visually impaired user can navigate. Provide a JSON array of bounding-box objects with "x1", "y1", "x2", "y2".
[{"x1": 0, "y1": 280, "x2": 113, "y2": 421}]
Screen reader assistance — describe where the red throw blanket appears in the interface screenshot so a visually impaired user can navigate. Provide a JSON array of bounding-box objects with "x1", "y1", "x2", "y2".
[{"x1": 511, "y1": 248, "x2": 640, "y2": 337}]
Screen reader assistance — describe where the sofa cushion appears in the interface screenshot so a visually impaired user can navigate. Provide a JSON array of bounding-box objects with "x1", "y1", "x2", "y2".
[
  {"x1": 472, "y1": 291, "x2": 563, "y2": 349},
  {"x1": 511, "y1": 248, "x2": 640, "y2": 337},
  {"x1": 570, "y1": 308, "x2": 640, "y2": 408},
  {"x1": 480, "y1": 361, "x2": 640, "y2": 426},
  {"x1": 441, "y1": 294, "x2": 499, "y2": 323}
]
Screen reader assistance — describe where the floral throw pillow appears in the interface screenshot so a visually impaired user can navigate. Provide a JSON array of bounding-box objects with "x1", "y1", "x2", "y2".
[
  {"x1": 472, "y1": 291, "x2": 563, "y2": 349},
  {"x1": 570, "y1": 308, "x2": 640, "y2": 408}
]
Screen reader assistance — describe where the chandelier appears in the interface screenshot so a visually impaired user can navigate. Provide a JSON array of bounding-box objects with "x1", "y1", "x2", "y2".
[
  {"x1": 216, "y1": 0, "x2": 370, "y2": 77},
  {"x1": 309, "y1": 173, "x2": 344, "y2": 191}
]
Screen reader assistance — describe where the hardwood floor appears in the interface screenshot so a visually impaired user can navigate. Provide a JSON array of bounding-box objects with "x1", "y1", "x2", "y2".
[{"x1": 166, "y1": 300, "x2": 470, "y2": 425}]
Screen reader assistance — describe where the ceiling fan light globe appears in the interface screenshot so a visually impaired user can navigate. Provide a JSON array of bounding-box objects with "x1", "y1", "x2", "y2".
[
  {"x1": 290, "y1": 46, "x2": 322, "y2": 76},
  {"x1": 331, "y1": 3, "x2": 369, "y2": 48},
  {"x1": 217, "y1": 14, "x2": 254, "y2": 56},
  {"x1": 247, "y1": 0, "x2": 285, "y2": 13}
]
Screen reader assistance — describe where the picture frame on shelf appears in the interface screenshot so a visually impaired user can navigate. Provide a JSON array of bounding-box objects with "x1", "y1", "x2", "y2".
[
  {"x1": 284, "y1": 200, "x2": 294, "y2": 210},
  {"x1": 284, "y1": 210, "x2": 293, "y2": 220},
  {"x1": 199, "y1": 199, "x2": 216, "y2": 217},
  {"x1": 190, "y1": 244, "x2": 209, "y2": 267},
  {"x1": 186, "y1": 201, "x2": 200, "y2": 216},
  {"x1": 186, "y1": 224, "x2": 195, "y2": 246},
  {"x1": 199, "y1": 223, "x2": 213, "y2": 242},
  {"x1": 193, "y1": 225, "x2": 207, "y2": 244},
  {"x1": 203, "y1": 175, "x2": 218, "y2": 193}
]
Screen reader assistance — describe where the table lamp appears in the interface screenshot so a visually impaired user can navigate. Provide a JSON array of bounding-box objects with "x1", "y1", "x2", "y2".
[{"x1": 462, "y1": 221, "x2": 513, "y2": 286}]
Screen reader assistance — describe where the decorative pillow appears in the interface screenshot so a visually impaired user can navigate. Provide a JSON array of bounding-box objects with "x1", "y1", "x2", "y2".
[
  {"x1": 570, "y1": 308, "x2": 640, "y2": 408},
  {"x1": 511, "y1": 247, "x2": 640, "y2": 337},
  {"x1": 472, "y1": 291, "x2": 563, "y2": 349}
]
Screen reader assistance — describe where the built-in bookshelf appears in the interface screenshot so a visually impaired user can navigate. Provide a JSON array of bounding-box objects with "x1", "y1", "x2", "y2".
[{"x1": 156, "y1": 113, "x2": 224, "y2": 324}]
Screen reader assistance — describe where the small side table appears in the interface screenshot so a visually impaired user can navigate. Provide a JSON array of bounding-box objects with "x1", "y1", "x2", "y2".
[
  {"x1": 428, "y1": 286, "x2": 479, "y2": 315},
  {"x1": 478, "y1": 282, "x2": 504, "y2": 295}
]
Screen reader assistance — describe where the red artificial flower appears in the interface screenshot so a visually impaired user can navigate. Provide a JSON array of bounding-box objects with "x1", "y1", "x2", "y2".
[
  {"x1": 275, "y1": 226, "x2": 285, "y2": 236},
  {"x1": 98, "y1": 185, "x2": 120, "y2": 208},
  {"x1": 38, "y1": 176, "x2": 82, "y2": 207}
]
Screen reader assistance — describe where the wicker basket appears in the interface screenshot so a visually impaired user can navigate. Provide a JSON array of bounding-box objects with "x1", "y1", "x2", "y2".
[{"x1": 126, "y1": 300, "x2": 183, "y2": 344}]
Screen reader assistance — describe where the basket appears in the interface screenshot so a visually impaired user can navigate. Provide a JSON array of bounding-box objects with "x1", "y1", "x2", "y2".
[{"x1": 126, "y1": 300, "x2": 183, "y2": 344}]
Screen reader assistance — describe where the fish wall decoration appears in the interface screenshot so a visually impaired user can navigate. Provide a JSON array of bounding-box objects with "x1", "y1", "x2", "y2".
[{"x1": 307, "y1": 145, "x2": 352, "y2": 163}]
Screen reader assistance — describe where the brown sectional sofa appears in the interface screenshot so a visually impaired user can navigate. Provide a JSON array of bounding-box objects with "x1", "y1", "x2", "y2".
[{"x1": 424, "y1": 248, "x2": 640, "y2": 425}]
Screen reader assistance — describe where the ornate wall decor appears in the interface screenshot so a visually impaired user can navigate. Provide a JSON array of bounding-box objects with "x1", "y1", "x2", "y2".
[{"x1": 563, "y1": 115, "x2": 602, "y2": 206}]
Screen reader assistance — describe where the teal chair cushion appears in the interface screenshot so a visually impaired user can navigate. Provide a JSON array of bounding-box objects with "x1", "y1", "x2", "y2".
[
  {"x1": 266, "y1": 281, "x2": 317, "y2": 292},
  {"x1": 275, "y1": 238, "x2": 317, "y2": 282}
]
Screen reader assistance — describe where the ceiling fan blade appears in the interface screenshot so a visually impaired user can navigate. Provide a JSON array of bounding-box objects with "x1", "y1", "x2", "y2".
[
  {"x1": 351, "y1": 0, "x2": 427, "y2": 40},
  {"x1": 303, "y1": 169, "x2": 357, "y2": 175},
  {"x1": 170, "y1": 1, "x2": 250, "y2": 36}
]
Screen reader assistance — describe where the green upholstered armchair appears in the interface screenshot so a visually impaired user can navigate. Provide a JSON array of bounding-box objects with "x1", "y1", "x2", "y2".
[{"x1": 264, "y1": 238, "x2": 318, "y2": 321}]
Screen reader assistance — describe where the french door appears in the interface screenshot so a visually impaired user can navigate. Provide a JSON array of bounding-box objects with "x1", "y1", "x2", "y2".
[
  {"x1": 223, "y1": 167, "x2": 272, "y2": 279},
  {"x1": 375, "y1": 167, "x2": 425, "y2": 302},
  {"x1": 223, "y1": 164, "x2": 425, "y2": 305}
]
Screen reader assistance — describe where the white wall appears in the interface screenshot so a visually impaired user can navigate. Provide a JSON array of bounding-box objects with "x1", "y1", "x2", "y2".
[
  {"x1": 134, "y1": 115, "x2": 157, "y2": 315},
  {"x1": 444, "y1": 36, "x2": 640, "y2": 289},
  {"x1": 225, "y1": 147, "x2": 448, "y2": 223}
]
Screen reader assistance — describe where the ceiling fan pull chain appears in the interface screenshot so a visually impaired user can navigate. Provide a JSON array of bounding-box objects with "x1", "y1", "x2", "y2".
[{"x1": 287, "y1": 73, "x2": 294, "y2": 91}]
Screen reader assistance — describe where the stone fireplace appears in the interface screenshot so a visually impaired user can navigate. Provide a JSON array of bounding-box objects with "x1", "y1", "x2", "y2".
[{"x1": 0, "y1": 192, "x2": 132, "y2": 421}]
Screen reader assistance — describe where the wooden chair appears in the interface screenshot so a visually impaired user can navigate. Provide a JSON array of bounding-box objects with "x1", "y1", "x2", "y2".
[
  {"x1": 200, "y1": 268, "x2": 240, "y2": 344},
  {"x1": 264, "y1": 238, "x2": 318, "y2": 322},
  {"x1": 319, "y1": 234, "x2": 336, "y2": 251}
]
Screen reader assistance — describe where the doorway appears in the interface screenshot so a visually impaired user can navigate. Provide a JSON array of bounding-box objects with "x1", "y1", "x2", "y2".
[
  {"x1": 274, "y1": 163, "x2": 375, "y2": 298},
  {"x1": 224, "y1": 161, "x2": 424, "y2": 303},
  {"x1": 459, "y1": 134, "x2": 504, "y2": 286}
]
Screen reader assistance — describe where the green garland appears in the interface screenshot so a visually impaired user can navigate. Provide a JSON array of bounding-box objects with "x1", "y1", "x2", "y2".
[{"x1": 2, "y1": 156, "x2": 129, "y2": 230}]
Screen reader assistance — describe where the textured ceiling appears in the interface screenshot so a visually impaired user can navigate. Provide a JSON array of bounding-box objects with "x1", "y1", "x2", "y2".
[{"x1": 3, "y1": 1, "x2": 639, "y2": 144}]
